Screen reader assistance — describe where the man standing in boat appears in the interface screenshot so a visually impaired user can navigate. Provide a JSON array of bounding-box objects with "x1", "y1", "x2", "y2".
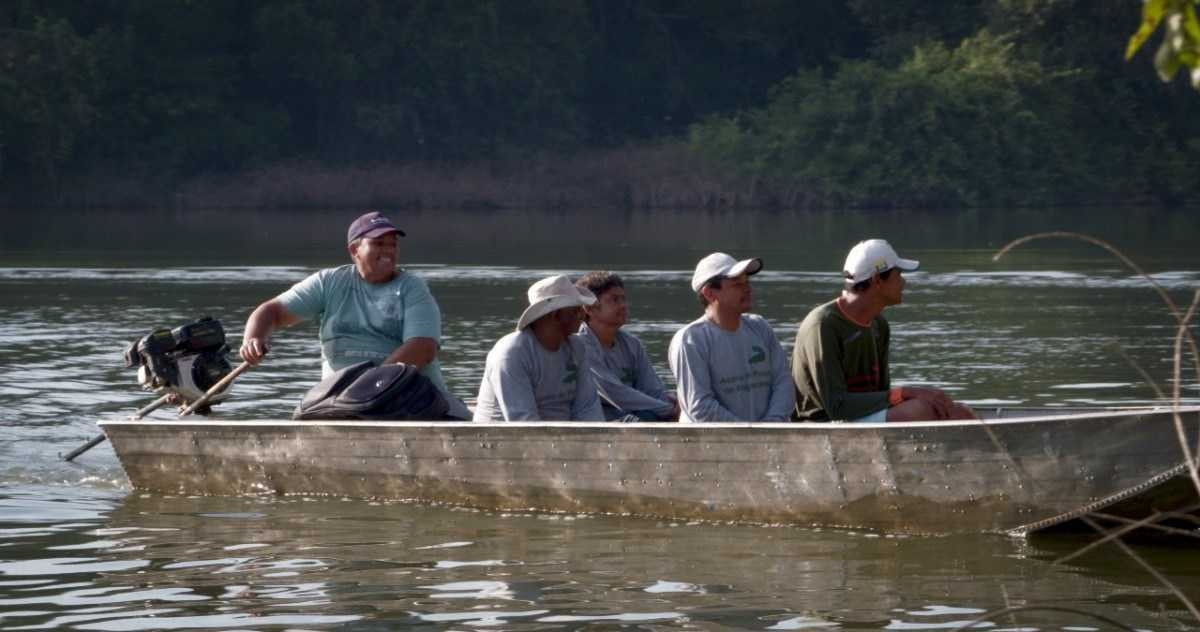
[
  {"x1": 239, "y1": 210, "x2": 470, "y2": 419},
  {"x1": 473, "y1": 274, "x2": 606, "y2": 421},
  {"x1": 575, "y1": 271, "x2": 678, "y2": 421},
  {"x1": 668, "y1": 252, "x2": 795, "y2": 422},
  {"x1": 791, "y1": 239, "x2": 975, "y2": 422}
]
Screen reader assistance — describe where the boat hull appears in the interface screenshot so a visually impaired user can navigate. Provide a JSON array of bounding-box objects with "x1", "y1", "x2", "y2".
[{"x1": 99, "y1": 407, "x2": 1200, "y2": 535}]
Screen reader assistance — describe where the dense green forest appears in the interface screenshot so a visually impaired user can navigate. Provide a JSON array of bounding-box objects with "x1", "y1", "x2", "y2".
[{"x1": 2, "y1": 0, "x2": 1197, "y2": 210}]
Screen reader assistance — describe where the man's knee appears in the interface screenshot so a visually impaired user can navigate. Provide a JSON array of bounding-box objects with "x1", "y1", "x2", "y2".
[
  {"x1": 948, "y1": 403, "x2": 977, "y2": 420},
  {"x1": 888, "y1": 398, "x2": 976, "y2": 422},
  {"x1": 885, "y1": 398, "x2": 937, "y2": 422}
]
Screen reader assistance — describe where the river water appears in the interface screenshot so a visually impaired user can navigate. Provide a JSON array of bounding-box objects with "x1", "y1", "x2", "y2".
[{"x1": 2, "y1": 206, "x2": 1199, "y2": 630}]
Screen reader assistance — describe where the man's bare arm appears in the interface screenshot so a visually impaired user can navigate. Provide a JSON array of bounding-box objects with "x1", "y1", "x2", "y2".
[
  {"x1": 239, "y1": 299, "x2": 301, "y2": 365},
  {"x1": 383, "y1": 337, "x2": 438, "y2": 368}
]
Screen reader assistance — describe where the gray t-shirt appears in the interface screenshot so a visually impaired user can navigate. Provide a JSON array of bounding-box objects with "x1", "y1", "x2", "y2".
[
  {"x1": 577, "y1": 324, "x2": 674, "y2": 420},
  {"x1": 667, "y1": 314, "x2": 795, "y2": 422},
  {"x1": 473, "y1": 329, "x2": 605, "y2": 422}
]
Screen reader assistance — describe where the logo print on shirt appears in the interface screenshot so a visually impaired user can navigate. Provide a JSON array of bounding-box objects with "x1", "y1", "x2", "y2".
[
  {"x1": 563, "y1": 362, "x2": 578, "y2": 384},
  {"x1": 749, "y1": 345, "x2": 766, "y2": 364},
  {"x1": 621, "y1": 368, "x2": 637, "y2": 385}
]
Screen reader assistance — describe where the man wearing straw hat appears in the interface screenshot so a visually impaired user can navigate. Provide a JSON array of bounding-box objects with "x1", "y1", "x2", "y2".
[
  {"x1": 239, "y1": 210, "x2": 470, "y2": 419},
  {"x1": 473, "y1": 275, "x2": 606, "y2": 421},
  {"x1": 668, "y1": 252, "x2": 795, "y2": 422},
  {"x1": 791, "y1": 238, "x2": 975, "y2": 422}
]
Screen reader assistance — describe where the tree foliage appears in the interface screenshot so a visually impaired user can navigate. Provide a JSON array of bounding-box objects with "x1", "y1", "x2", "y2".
[
  {"x1": 691, "y1": 32, "x2": 1076, "y2": 208},
  {"x1": 690, "y1": 0, "x2": 1200, "y2": 208},
  {"x1": 0, "y1": 0, "x2": 1197, "y2": 208},
  {"x1": 2, "y1": 1, "x2": 854, "y2": 185},
  {"x1": 1126, "y1": 0, "x2": 1200, "y2": 90},
  {"x1": 0, "y1": 17, "x2": 99, "y2": 186}
]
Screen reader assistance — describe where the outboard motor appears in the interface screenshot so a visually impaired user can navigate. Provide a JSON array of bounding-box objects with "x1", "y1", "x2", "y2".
[{"x1": 124, "y1": 317, "x2": 233, "y2": 413}]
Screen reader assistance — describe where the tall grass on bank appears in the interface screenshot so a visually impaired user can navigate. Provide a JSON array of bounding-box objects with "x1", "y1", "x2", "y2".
[
  {"x1": 954, "y1": 232, "x2": 1200, "y2": 630},
  {"x1": 36, "y1": 143, "x2": 776, "y2": 211}
]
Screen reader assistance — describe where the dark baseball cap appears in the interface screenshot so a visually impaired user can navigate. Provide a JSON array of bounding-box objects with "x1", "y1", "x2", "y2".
[{"x1": 346, "y1": 211, "x2": 405, "y2": 244}]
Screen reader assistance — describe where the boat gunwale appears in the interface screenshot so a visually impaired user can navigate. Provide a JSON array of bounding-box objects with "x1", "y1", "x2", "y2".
[{"x1": 97, "y1": 404, "x2": 1200, "y2": 431}]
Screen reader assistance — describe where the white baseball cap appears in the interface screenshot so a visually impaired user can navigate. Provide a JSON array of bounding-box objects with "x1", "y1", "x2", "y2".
[
  {"x1": 516, "y1": 275, "x2": 597, "y2": 330},
  {"x1": 843, "y1": 239, "x2": 919, "y2": 283},
  {"x1": 691, "y1": 252, "x2": 763, "y2": 292}
]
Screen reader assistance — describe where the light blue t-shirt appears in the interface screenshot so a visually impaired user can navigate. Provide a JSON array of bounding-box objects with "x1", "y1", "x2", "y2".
[{"x1": 277, "y1": 264, "x2": 448, "y2": 394}]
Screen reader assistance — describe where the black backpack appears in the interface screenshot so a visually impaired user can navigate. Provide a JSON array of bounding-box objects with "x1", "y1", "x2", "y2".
[{"x1": 292, "y1": 361, "x2": 453, "y2": 421}]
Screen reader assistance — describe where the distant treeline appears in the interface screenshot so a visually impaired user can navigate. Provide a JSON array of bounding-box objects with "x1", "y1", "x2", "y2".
[{"x1": 2, "y1": 1, "x2": 1197, "y2": 209}]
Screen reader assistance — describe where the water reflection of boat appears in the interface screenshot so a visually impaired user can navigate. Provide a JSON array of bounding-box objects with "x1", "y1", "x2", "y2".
[{"x1": 99, "y1": 406, "x2": 1200, "y2": 536}]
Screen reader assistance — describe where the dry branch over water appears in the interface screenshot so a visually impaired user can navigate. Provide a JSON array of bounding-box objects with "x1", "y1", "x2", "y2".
[{"x1": 993, "y1": 231, "x2": 1200, "y2": 627}]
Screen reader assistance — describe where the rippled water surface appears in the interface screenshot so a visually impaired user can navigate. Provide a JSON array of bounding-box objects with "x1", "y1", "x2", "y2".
[{"x1": 2, "y1": 207, "x2": 1199, "y2": 630}]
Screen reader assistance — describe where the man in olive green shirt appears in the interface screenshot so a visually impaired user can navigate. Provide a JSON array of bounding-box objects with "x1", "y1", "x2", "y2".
[{"x1": 792, "y1": 239, "x2": 975, "y2": 422}]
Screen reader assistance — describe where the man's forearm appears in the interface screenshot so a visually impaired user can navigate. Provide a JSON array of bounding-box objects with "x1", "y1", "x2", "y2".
[
  {"x1": 240, "y1": 299, "x2": 299, "y2": 365},
  {"x1": 384, "y1": 337, "x2": 438, "y2": 368}
]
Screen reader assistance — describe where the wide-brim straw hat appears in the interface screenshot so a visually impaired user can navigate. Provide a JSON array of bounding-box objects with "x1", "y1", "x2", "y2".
[{"x1": 517, "y1": 274, "x2": 597, "y2": 330}]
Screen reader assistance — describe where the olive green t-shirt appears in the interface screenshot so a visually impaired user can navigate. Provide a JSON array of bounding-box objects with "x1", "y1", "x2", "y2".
[{"x1": 791, "y1": 299, "x2": 891, "y2": 421}]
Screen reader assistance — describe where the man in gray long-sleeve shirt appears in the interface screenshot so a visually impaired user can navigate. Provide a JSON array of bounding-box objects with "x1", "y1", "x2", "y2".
[
  {"x1": 474, "y1": 274, "x2": 606, "y2": 422},
  {"x1": 668, "y1": 252, "x2": 795, "y2": 422},
  {"x1": 575, "y1": 271, "x2": 678, "y2": 421}
]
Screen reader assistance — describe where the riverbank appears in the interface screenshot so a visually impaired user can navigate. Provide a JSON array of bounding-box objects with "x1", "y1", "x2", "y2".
[
  {"x1": 9, "y1": 143, "x2": 780, "y2": 212},
  {"x1": 6, "y1": 139, "x2": 1186, "y2": 213}
]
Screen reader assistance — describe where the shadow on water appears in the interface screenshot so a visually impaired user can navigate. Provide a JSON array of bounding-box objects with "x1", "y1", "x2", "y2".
[
  {"x1": 1023, "y1": 532, "x2": 1200, "y2": 621},
  {"x1": 3, "y1": 485, "x2": 1199, "y2": 630}
]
